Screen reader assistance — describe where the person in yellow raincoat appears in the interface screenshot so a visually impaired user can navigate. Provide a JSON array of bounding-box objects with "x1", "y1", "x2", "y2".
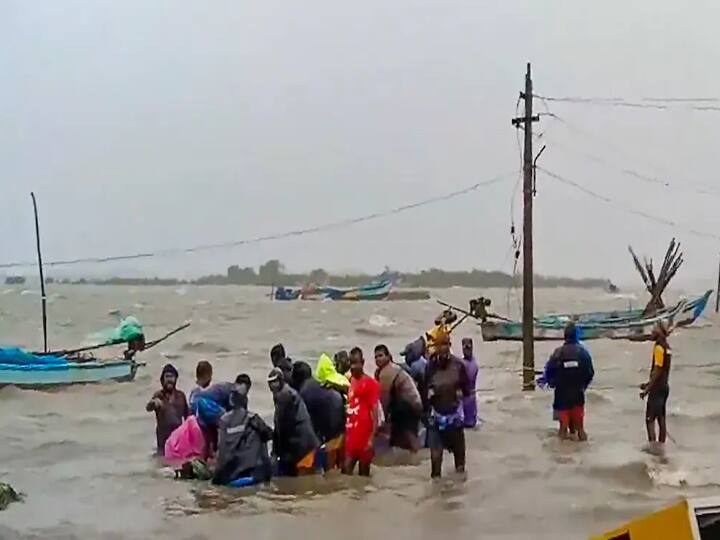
[
  {"x1": 314, "y1": 353, "x2": 350, "y2": 469},
  {"x1": 316, "y1": 353, "x2": 351, "y2": 394}
]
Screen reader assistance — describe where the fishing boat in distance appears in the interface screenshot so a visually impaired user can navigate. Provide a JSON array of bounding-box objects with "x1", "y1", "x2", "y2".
[
  {"x1": 323, "y1": 279, "x2": 393, "y2": 301},
  {"x1": 273, "y1": 279, "x2": 394, "y2": 301},
  {"x1": 0, "y1": 194, "x2": 189, "y2": 389}
]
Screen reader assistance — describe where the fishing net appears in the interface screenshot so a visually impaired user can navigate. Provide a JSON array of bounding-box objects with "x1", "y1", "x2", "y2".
[{"x1": 88, "y1": 315, "x2": 145, "y2": 346}]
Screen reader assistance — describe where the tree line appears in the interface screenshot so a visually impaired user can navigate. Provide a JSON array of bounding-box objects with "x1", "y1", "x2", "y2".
[{"x1": 58, "y1": 259, "x2": 607, "y2": 289}]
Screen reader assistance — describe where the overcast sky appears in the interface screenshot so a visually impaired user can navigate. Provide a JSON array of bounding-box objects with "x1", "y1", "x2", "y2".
[{"x1": 2, "y1": 1, "x2": 719, "y2": 283}]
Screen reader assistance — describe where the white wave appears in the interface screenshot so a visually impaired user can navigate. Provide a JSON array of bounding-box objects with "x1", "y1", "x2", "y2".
[{"x1": 369, "y1": 314, "x2": 397, "y2": 328}]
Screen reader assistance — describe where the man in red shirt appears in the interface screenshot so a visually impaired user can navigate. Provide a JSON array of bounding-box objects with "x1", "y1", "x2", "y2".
[{"x1": 343, "y1": 347, "x2": 380, "y2": 477}]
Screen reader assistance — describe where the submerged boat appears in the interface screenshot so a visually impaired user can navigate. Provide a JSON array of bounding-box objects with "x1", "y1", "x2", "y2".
[
  {"x1": 480, "y1": 290, "x2": 711, "y2": 342},
  {"x1": 590, "y1": 496, "x2": 720, "y2": 539}
]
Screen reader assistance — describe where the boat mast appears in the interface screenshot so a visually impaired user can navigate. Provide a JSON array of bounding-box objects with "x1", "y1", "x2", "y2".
[{"x1": 31, "y1": 193, "x2": 48, "y2": 353}]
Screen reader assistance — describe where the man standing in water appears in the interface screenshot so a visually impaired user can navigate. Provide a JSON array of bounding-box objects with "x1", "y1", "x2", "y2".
[
  {"x1": 426, "y1": 334, "x2": 470, "y2": 478},
  {"x1": 461, "y1": 338, "x2": 479, "y2": 428},
  {"x1": 545, "y1": 322, "x2": 594, "y2": 441},
  {"x1": 267, "y1": 368, "x2": 319, "y2": 476},
  {"x1": 146, "y1": 364, "x2": 189, "y2": 456},
  {"x1": 343, "y1": 347, "x2": 380, "y2": 476},
  {"x1": 374, "y1": 344, "x2": 423, "y2": 452},
  {"x1": 189, "y1": 360, "x2": 213, "y2": 404},
  {"x1": 640, "y1": 322, "x2": 672, "y2": 444},
  {"x1": 270, "y1": 343, "x2": 293, "y2": 382}
]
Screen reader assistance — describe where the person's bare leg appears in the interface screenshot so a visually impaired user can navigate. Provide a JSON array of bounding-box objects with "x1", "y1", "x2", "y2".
[
  {"x1": 358, "y1": 461, "x2": 371, "y2": 477},
  {"x1": 342, "y1": 457, "x2": 357, "y2": 475},
  {"x1": 430, "y1": 449, "x2": 443, "y2": 478},
  {"x1": 559, "y1": 419, "x2": 570, "y2": 440},
  {"x1": 646, "y1": 419, "x2": 657, "y2": 443},
  {"x1": 575, "y1": 414, "x2": 587, "y2": 442},
  {"x1": 452, "y1": 430, "x2": 466, "y2": 473},
  {"x1": 657, "y1": 417, "x2": 667, "y2": 444}
]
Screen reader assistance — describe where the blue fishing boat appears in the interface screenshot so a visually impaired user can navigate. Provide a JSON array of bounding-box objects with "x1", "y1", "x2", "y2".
[
  {"x1": 0, "y1": 193, "x2": 189, "y2": 389},
  {"x1": 323, "y1": 279, "x2": 393, "y2": 301},
  {"x1": 480, "y1": 290, "x2": 711, "y2": 342},
  {"x1": 0, "y1": 349, "x2": 139, "y2": 389},
  {"x1": 273, "y1": 279, "x2": 394, "y2": 301}
]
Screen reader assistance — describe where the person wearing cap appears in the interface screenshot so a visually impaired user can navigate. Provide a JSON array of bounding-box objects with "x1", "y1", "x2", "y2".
[
  {"x1": 213, "y1": 374, "x2": 274, "y2": 485},
  {"x1": 267, "y1": 368, "x2": 319, "y2": 476},
  {"x1": 426, "y1": 334, "x2": 470, "y2": 478},
  {"x1": 545, "y1": 322, "x2": 594, "y2": 441},
  {"x1": 640, "y1": 322, "x2": 672, "y2": 444},
  {"x1": 146, "y1": 364, "x2": 189, "y2": 455},
  {"x1": 460, "y1": 338, "x2": 479, "y2": 428}
]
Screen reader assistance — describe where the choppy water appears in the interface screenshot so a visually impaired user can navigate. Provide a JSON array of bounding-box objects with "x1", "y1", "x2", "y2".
[{"x1": 1, "y1": 285, "x2": 719, "y2": 539}]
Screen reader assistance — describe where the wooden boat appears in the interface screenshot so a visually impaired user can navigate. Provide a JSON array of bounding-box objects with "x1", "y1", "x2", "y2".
[
  {"x1": 533, "y1": 292, "x2": 702, "y2": 327},
  {"x1": 273, "y1": 279, "x2": 394, "y2": 301},
  {"x1": 323, "y1": 279, "x2": 393, "y2": 301},
  {"x1": 0, "y1": 356, "x2": 140, "y2": 389},
  {"x1": 590, "y1": 496, "x2": 720, "y2": 539},
  {"x1": 0, "y1": 193, "x2": 189, "y2": 389},
  {"x1": 480, "y1": 290, "x2": 711, "y2": 342}
]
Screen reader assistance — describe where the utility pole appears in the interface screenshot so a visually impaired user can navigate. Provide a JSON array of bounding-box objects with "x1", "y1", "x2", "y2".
[{"x1": 512, "y1": 63, "x2": 540, "y2": 390}]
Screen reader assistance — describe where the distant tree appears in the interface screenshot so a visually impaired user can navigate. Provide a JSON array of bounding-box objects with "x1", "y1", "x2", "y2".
[
  {"x1": 226, "y1": 265, "x2": 257, "y2": 284},
  {"x1": 258, "y1": 259, "x2": 285, "y2": 285},
  {"x1": 308, "y1": 268, "x2": 329, "y2": 284}
]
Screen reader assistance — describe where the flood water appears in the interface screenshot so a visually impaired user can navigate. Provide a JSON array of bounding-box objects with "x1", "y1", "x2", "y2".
[{"x1": 1, "y1": 285, "x2": 719, "y2": 539}]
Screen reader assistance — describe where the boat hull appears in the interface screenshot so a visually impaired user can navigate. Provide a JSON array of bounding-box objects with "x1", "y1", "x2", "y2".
[
  {"x1": 0, "y1": 360, "x2": 139, "y2": 389},
  {"x1": 481, "y1": 290, "x2": 711, "y2": 342},
  {"x1": 324, "y1": 280, "x2": 393, "y2": 301}
]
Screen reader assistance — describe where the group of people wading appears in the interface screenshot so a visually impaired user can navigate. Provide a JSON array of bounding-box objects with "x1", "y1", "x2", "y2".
[
  {"x1": 145, "y1": 316, "x2": 672, "y2": 487},
  {"x1": 146, "y1": 327, "x2": 480, "y2": 485}
]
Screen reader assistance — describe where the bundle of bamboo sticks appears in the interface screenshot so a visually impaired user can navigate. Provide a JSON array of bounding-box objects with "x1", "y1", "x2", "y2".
[{"x1": 628, "y1": 238, "x2": 684, "y2": 315}]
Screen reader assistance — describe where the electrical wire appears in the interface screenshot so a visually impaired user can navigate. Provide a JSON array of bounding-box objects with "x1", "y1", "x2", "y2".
[
  {"x1": 535, "y1": 94, "x2": 720, "y2": 112},
  {"x1": 541, "y1": 111, "x2": 720, "y2": 199},
  {"x1": 0, "y1": 172, "x2": 517, "y2": 270},
  {"x1": 539, "y1": 167, "x2": 720, "y2": 241}
]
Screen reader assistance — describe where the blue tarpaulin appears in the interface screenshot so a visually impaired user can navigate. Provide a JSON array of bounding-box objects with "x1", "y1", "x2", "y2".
[{"x1": 0, "y1": 348, "x2": 68, "y2": 367}]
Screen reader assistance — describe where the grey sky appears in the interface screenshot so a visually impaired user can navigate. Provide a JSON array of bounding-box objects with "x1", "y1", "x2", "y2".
[{"x1": 2, "y1": 1, "x2": 719, "y2": 283}]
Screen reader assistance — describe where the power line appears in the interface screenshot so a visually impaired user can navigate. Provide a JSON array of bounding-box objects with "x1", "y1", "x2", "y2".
[
  {"x1": 538, "y1": 110, "x2": 720, "y2": 199},
  {"x1": 0, "y1": 172, "x2": 516, "y2": 270},
  {"x1": 539, "y1": 167, "x2": 720, "y2": 241},
  {"x1": 536, "y1": 94, "x2": 720, "y2": 112}
]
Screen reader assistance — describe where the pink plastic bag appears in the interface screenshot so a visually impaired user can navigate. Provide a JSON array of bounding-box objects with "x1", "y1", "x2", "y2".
[{"x1": 164, "y1": 415, "x2": 206, "y2": 468}]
